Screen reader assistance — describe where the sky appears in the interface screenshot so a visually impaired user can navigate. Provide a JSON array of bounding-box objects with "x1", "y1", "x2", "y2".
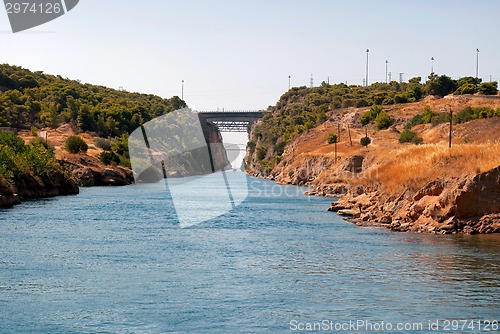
[{"x1": 1, "y1": 0, "x2": 499, "y2": 112}]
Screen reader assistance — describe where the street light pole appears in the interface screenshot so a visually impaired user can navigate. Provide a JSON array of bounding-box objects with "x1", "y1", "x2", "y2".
[
  {"x1": 385, "y1": 60, "x2": 388, "y2": 84},
  {"x1": 181, "y1": 80, "x2": 184, "y2": 100},
  {"x1": 288, "y1": 75, "x2": 291, "y2": 90},
  {"x1": 476, "y1": 49, "x2": 480, "y2": 78},
  {"x1": 431, "y1": 57, "x2": 434, "y2": 74},
  {"x1": 365, "y1": 49, "x2": 370, "y2": 87}
]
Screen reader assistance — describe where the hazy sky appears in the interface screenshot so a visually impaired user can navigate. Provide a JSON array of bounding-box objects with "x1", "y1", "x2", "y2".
[{"x1": 1, "y1": 0, "x2": 499, "y2": 110}]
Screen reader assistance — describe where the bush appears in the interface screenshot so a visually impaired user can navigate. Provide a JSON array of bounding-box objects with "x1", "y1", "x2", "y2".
[
  {"x1": 360, "y1": 105, "x2": 383, "y2": 126},
  {"x1": 360, "y1": 136, "x2": 371, "y2": 146},
  {"x1": 327, "y1": 133, "x2": 338, "y2": 144},
  {"x1": 375, "y1": 111, "x2": 393, "y2": 130},
  {"x1": 360, "y1": 112, "x2": 373, "y2": 126},
  {"x1": 94, "y1": 137, "x2": 112, "y2": 151},
  {"x1": 405, "y1": 114, "x2": 423, "y2": 130},
  {"x1": 399, "y1": 129, "x2": 417, "y2": 143},
  {"x1": 412, "y1": 136, "x2": 423, "y2": 145},
  {"x1": 65, "y1": 135, "x2": 88, "y2": 153},
  {"x1": 100, "y1": 151, "x2": 120, "y2": 165},
  {"x1": 256, "y1": 146, "x2": 267, "y2": 160}
]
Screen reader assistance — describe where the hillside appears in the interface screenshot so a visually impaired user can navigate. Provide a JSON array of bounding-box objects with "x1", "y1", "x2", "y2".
[
  {"x1": 246, "y1": 92, "x2": 500, "y2": 234},
  {"x1": 0, "y1": 64, "x2": 228, "y2": 207}
]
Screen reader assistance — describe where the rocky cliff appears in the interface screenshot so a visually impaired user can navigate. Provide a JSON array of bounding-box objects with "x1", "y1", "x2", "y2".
[{"x1": 0, "y1": 165, "x2": 79, "y2": 208}]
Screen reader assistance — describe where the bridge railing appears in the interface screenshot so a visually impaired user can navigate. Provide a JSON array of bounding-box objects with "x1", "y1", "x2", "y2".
[{"x1": 197, "y1": 110, "x2": 265, "y2": 113}]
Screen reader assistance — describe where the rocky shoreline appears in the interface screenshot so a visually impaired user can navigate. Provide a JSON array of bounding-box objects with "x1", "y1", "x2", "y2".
[
  {"x1": 325, "y1": 166, "x2": 500, "y2": 234},
  {"x1": 0, "y1": 169, "x2": 80, "y2": 208}
]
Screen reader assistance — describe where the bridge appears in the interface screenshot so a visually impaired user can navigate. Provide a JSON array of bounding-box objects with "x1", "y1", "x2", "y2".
[{"x1": 198, "y1": 110, "x2": 264, "y2": 132}]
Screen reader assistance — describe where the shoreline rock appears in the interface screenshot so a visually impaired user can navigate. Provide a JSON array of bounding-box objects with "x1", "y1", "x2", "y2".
[{"x1": 323, "y1": 166, "x2": 500, "y2": 235}]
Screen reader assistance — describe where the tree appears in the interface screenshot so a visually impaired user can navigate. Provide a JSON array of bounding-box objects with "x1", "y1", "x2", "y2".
[
  {"x1": 327, "y1": 133, "x2": 339, "y2": 162},
  {"x1": 454, "y1": 83, "x2": 478, "y2": 95},
  {"x1": 426, "y1": 75, "x2": 457, "y2": 97},
  {"x1": 65, "y1": 136, "x2": 88, "y2": 154},
  {"x1": 478, "y1": 81, "x2": 498, "y2": 95}
]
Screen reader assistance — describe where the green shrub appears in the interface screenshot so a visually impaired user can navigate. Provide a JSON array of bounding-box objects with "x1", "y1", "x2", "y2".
[
  {"x1": 360, "y1": 136, "x2": 371, "y2": 146},
  {"x1": 256, "y1": 146, "x2": 267, "y2": 160},
  {"x1": 327, "y1": 133, "x2": 338, "y2": 144},
  {"x1": 65, "y1": 135, "x2": 88, "y2": 153},
  {"x1": 119, "y1": 155, "x2": 131, "y2": 168},
  {"x1": 399, "y1": 129, "x2": 417, "y2": 143},
  {"x1": 360, "y1": 105, "x2": 383, "y2": 126},
  {"x1": 100, "y1": 151, "x2": 120, "y2": 165},
  {"x1": 404, "y1": 114, "x2": 424, "y2": 130},
  {"x1": 375, "y1": 111, "x2": 393, "y2": 130},
  {"x1": 360, "y1": 112, "x2": 373, "y2": 126}
]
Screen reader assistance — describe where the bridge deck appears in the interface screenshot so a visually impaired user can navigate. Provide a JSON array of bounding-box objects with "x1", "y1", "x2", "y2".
[{"x1": 198, "y1": 111, "x2": 264, "y2": 132}]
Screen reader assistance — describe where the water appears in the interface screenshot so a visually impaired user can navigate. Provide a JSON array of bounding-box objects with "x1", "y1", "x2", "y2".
[{"x1": 1, "y1": 176, "x2": 499, "y2": 333}]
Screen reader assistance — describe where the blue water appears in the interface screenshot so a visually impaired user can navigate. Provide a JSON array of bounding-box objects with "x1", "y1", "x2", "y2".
[{"x1": 1, "y1": 176, "x2": 499, "y2": 333}]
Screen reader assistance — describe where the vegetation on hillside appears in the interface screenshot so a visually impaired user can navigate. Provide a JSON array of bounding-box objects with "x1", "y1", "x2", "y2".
[
  {"x1": 247, "y1": 74, "x2": 498, "y2": 175},
  {"x1": 0, "y1": 64, "x2": 186, "y2": 167},
  {"x1": 0, "y1": 131, "x2": 72, "y2": 195}
]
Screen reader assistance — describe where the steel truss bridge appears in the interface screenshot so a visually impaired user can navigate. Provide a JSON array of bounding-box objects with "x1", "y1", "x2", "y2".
[{"x1": 198, "y1": 110, "x2": 264, "y2": 132}]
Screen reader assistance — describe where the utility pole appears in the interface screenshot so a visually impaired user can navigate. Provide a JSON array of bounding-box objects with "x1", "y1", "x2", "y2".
[
  {"x1": 288, "y1": 75, "x2": 291, "y2": 90},
  {"x1": 448, "y1": 105, "x2": 453, "y2": 148},
  {"x1": 365, "y1": 49, "x2": 370, "y2": 87},
  {"x1": 181, "y1": 80, "x2": 184, "y2": 100},
  {"x1": 385, "y1": 60, "x2": 388, "y2": 84},
  {"x1": 399, "y1": 73, "x2": 404, "y2": 83},
  {"x1": 431, "y1": 57, "x2": 435, "y2": 73}
]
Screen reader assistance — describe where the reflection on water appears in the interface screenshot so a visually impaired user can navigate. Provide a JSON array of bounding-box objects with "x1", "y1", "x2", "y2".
[{"x1": 0, "y1": 178, "x2": 499, "y2": 333}]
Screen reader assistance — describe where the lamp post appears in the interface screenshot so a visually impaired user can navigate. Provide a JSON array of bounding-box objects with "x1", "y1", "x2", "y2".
[
  {"x1": 431, "y1": 57, "x2": 434, "y2": 74},
  {"x1": 476, "y1": 49, "x2": 480, "y2": 78},
  {"x1": 288, "y1": 75, "x2": 291, "y2": 90},
  {"x1": 385, "y1": 60, "x2": 388, "y2": 84},
  {"x1": 365, "y1": 49, "x2": 369, "y2": 87},
  {"x1": 181, "y1": 80, "x2": 184, "y2": 100}
]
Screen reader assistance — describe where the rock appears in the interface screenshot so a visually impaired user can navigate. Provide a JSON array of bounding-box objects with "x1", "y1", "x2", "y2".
[
  {"x1": 438, "y1": 217, "x2": 457, "y2": 232},
  {"x1": 414, "y1": 180, "x2": 445, "y2": 201},
  {"x1": 337, "y1": 209, "x2": 360, "y2": 217},
  {"x1": 454, "y1": 166, "x2": 500, "y2": 218},
  {"x1": 342, "y1": 155, "x2": 364, "y2": 173},
  {"x1": 0, "y1": 194, "x2": 21, "y2": 208},
  {"x1": 379, "y1": 215, "x2": 392, "y2": 224}
]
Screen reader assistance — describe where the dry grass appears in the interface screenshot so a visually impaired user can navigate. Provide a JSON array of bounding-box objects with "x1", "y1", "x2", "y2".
[{"x1": 358, "y1": 143, "x2": 500, "y2": 194}]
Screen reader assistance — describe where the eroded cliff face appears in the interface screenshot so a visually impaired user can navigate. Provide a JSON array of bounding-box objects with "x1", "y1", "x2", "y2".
[
  {"x1": 199, "y1": 114, "x2": 230, "y2": 172},
  {"x1": 329, "y1": 167, "x2": 500, "y2": 234},
  {"x1": 0, "y1": 168, "x2": 79, "y2": 208}
]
